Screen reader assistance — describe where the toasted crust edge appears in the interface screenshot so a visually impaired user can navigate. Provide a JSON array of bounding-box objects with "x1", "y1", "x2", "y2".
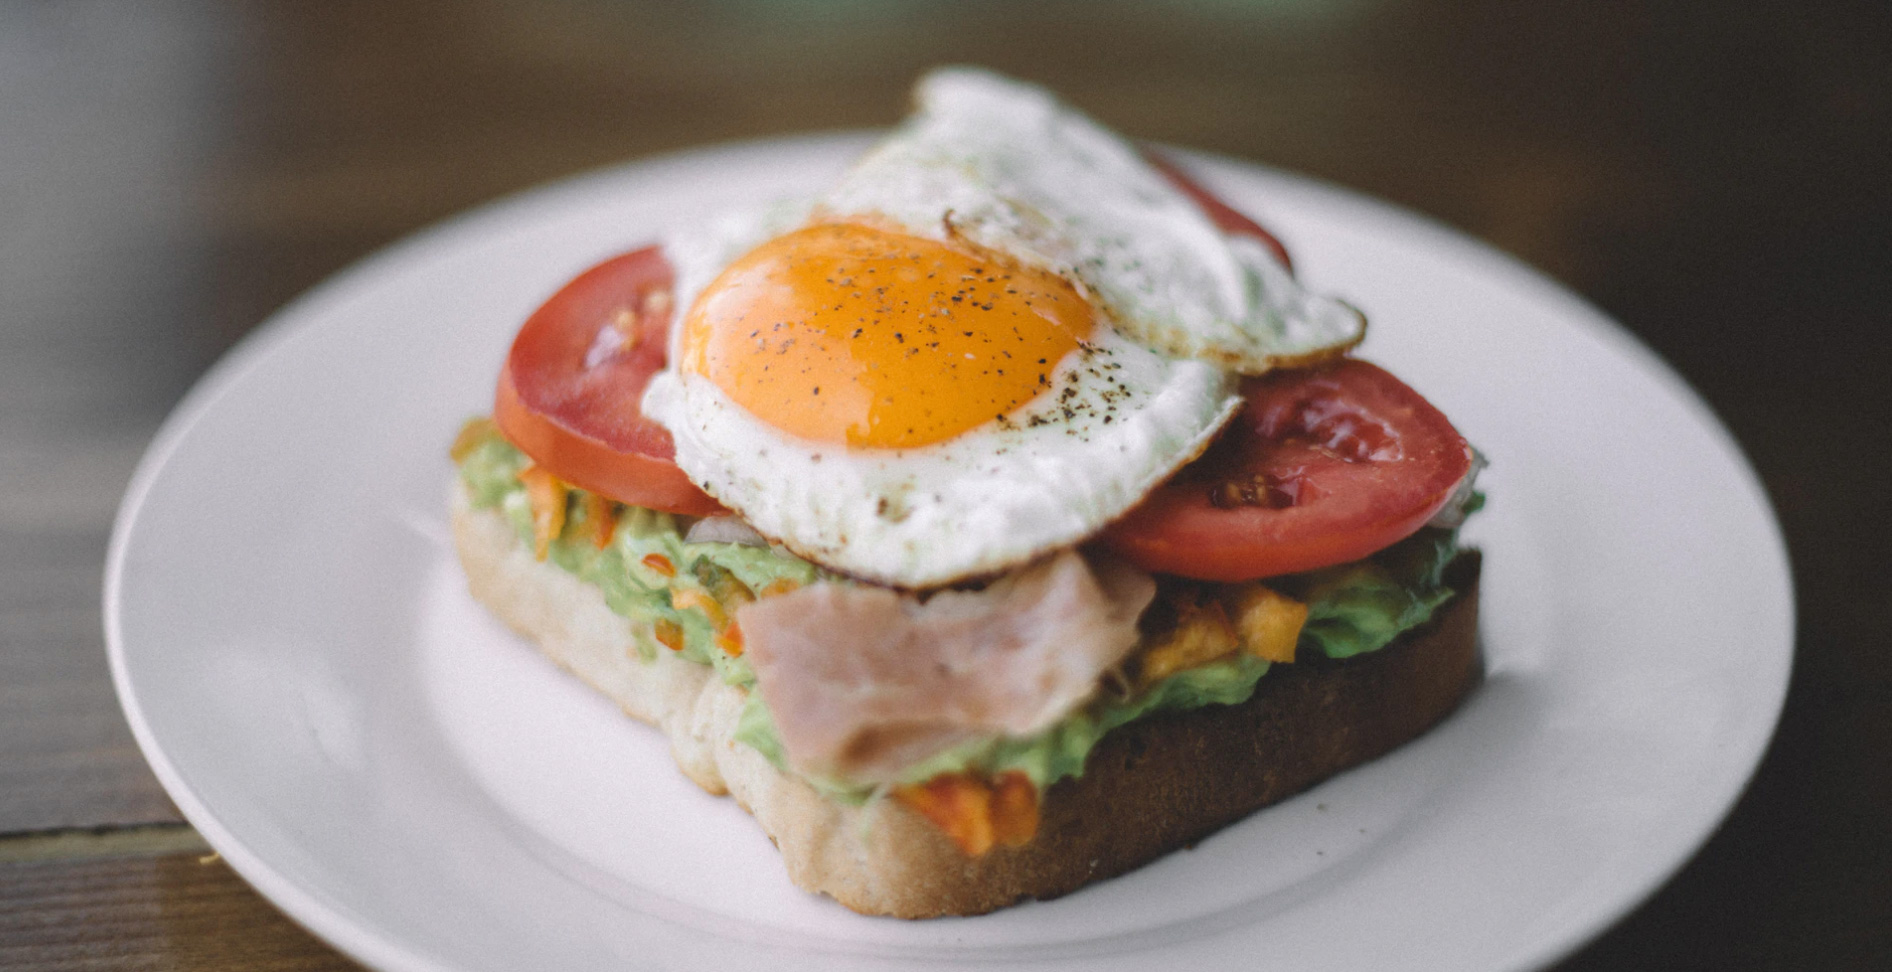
[{"x1": 450, "y1": 485, "x2": 1482, "y2": 918}]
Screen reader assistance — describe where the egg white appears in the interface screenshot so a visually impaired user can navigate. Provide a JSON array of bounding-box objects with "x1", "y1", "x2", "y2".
[
  {"x1": 818, "y1": 67, "x2": 1364, "y2": 371},
  {"x1": 644, "y1": 68, "x2": 1361, "y2": 587},
  {"x1": 642, "y1": 326, "x2": 1237, "y2": 588}
]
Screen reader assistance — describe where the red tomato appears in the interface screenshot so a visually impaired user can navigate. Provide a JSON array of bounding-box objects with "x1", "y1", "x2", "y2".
[
  {"x1": 495, "y1": 161, "x2": 1294, "y2": 522},
  {"x1": 494, "y1": 246, "x2": 725, "y2": 516},
  {"x1": 1146, "y1": 150, "x2": 1294, "y2": 271},
  {"x1": 1101, "y1": 360, "x2": 1472, "y2": 581}
]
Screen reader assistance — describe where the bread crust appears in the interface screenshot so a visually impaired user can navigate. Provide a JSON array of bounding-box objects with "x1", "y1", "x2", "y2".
[{"x1": 451, "y1": 485, "x2": 1482, "y2": 918}]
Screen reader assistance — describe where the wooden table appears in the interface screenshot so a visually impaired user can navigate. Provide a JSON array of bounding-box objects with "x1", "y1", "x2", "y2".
[{"x1": 3, "y1": 1, "x2": 1886, "y2": 967}]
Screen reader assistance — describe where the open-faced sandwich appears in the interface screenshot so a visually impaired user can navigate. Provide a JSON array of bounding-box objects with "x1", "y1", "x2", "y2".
[{"x1": 450, "y1": 67, "x2": 1484, "y2": 918}]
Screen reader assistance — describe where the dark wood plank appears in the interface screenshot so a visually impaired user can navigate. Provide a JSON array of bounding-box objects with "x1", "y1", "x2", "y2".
[
  {"x1": 0, "y1": 0, "x2": 225, "y2": 832},
  {"x1": 0, "y1": 840, "x2": 360, "y2": 971}
]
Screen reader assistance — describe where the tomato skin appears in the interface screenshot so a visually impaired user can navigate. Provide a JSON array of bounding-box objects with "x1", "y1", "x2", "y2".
[
  {"x1": 494, "y1": 246, "x2": 725, "y2": 516},
  {"x1": 493, "y1": 157, "x2": 1301, "y2": 524},
  {"x1": 1101, "y1": 360, "x2": 1471, "y2": 581},
  {"x1": 495, "y1": 367, "x2": 725, "y2": 516}
]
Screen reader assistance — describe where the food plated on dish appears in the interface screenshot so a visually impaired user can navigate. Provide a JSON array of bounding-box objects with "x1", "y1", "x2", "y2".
[
  {"x1": 449, "y1": 67, "x2": 1484, "y2": 918},
  {"x1": 103, "y1": 70, "x2": 1793, "y2": 969}
]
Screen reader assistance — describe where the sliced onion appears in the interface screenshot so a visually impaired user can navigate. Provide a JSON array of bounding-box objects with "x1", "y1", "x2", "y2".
[
  {"x1": 685, "y1": 514, "x2": 769, "y2": 547},
  {"x1": 1427, "y1": 447, "x2": 1488, "y2": 529}
]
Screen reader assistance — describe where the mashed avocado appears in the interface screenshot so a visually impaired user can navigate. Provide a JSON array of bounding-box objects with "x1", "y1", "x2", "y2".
[{"x1": 456, "y1": 424, "x2": 1475, "y2": 798}]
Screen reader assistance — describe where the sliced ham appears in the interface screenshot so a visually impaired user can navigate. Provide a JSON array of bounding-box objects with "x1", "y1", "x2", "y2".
[{"x1": 738, "y1": 550, "x2": 1155, "y2": 783}]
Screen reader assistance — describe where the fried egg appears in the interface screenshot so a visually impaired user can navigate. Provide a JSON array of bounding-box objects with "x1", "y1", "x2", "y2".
[{"x1": 642, "y1": 68, "x2": 1362, "y2": 588}]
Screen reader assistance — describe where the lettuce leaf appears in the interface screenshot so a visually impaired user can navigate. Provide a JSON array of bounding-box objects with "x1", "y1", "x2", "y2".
[{"x1": 454, "y1": 425, "x2": 1479, "y2": 795}]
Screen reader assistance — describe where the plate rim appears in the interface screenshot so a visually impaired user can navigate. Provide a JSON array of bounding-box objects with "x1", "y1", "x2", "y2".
[{"x1": 103, "y1": 131, "x2": 1796, "y2": 972}]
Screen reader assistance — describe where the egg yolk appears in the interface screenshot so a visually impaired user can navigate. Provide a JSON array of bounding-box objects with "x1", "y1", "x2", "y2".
[{"x1": 681, "y1": 223, "x2": 1095, "y2": 449}]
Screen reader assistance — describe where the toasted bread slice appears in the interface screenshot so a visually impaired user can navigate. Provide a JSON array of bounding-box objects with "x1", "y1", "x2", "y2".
[{"x1": 451, "y1": 485, "x2": 1482, "y2": 918}]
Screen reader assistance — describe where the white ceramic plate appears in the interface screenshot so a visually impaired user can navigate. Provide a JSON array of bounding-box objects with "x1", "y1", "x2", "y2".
[{"x1": 106, "y1": 134, "x2": 1793, "y2": 972}]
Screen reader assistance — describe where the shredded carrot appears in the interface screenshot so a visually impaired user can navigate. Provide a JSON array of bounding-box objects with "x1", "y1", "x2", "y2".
[
  {"x1": 894, "y1": 770, "x2": 1039, "y2": 856},
  {"x1": 1227, "y1": 584, "x2": 1307, "y2": 664},
  {"x1": 517, "y1": 466, "x2": 568, "y2": 561},
  {"x1": 988, "y1": 771, "x2": 1039, "y2": 848},
  {"x1": 653, "y1": 619, "x2": 685, "y2": 652},
  {"x1": 672, "y1": 588, "x2": 749, "y2": 657},
  {"x1": 581, "y1": 492, "x2": 618, "y2": 549},
  {"x1": 714, "y1": 623, "x2": 744, "y2": 658},
  {"x1": 671, "y1": 588, "x2": 728, "y2": 630},
  {"x1": 897, "y1": 774, "x2": 996, "y2": 856},
  {"x1": 641, "y1": 553, "x2": 676, "y2": 577},
  {"x1": 758, "y1": 578, "x2": 801, "y2": 599},
  {"x1": 1138, "y1": 593, "x2": 1240, "y2": 685},
  {"x1": 448, "y1": 416, "x2": 499, "y2": 462}
]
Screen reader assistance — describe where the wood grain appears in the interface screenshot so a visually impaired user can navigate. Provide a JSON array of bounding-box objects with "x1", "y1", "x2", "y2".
[
  {"x1": 0, "y1": 0, "x2": 212, "y2": 833},
  {"x1": 0, "y1": 836, "x2": 359, "y2": 971}
]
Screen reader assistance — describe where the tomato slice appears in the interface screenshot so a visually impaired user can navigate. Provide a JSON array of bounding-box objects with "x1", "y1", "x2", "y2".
[
  {"x1": 1146, "y1": 149, "x2": 1294, "y2": 271},
  {"x1": 494, "y1": 246, "x2": 725, "y2": 516},
  {"x1": 1101, "y1": 360, "x2": 1471, "y2": 581},
  {"x1": 495, "y1": 159, "x2": 1292, "y2": 522}
]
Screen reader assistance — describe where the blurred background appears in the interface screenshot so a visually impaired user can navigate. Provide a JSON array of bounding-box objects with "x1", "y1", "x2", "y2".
[{"x1": 1, "y1": 0, "x2": 1886, "y2": 968}]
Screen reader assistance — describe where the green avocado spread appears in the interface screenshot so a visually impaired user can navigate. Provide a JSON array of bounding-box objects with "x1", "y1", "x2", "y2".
[{"x1": 456, "y1": 423, "x2": 1478, "y2": 800}]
